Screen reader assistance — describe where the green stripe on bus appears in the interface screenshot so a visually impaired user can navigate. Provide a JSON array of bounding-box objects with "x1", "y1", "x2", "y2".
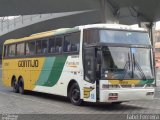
[
  {"x1": 36, "y1": 57, "x2": 55, "y2": 86},
  {"x1": 43, "y1": 55, "x2": 68, "y2": 87},
  {"x1": 139, "y1": 79, "x2": 155, "y2": 84}
]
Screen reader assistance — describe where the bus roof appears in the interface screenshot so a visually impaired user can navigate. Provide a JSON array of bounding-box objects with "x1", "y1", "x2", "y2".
[
  {"x1": 4, "y1": 23, "x2": 147, "y2": 45},
  {"x1": 78, "y1": 24, "x2": 147, "y2": 31},
  {"x1": 4, "y1": 27, "x2": 79, "y2": 45}
]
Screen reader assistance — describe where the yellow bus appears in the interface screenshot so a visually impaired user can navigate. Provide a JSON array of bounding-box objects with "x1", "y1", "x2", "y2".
[{"x1": 2, "y1": 24, "x2": 155, "y2": 105}]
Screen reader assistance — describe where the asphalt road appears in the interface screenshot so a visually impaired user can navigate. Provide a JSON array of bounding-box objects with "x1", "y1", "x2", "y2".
[{"x1": 0, "y1": 67, "x2": 160, "y2": 120}]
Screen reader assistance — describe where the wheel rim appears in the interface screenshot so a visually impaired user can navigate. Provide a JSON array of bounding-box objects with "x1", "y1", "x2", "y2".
[{"x1": 71, "y1": 88, "x2": 80, "y2": 102}]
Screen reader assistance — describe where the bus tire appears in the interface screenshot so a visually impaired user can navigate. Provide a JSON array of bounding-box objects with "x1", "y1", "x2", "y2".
[
  {"x1": 12, "y1": 78, "x2": 19, "y2": 93},
  {"x1": 18, "y1": 78, "x2": 25, "y2": 94},
  {"x1": 69, "y1": 83, "x2": 82, "y2": 106}
]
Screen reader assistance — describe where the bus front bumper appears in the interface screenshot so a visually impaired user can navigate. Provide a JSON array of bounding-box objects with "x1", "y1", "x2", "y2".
[{"x1": 100, "y1": 88, "x2": 155, "y2": 103}]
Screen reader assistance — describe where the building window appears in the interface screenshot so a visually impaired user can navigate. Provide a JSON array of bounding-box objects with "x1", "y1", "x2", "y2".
[
  {"x1": 26, "y1": 41, "x2": 35, "y2": 55},
  {"x1": 8, "y1": 44, "x2": 16, "y2": 57},
  {"x1": 17, "y1": 43, "x2": 25, "y2": 56}
]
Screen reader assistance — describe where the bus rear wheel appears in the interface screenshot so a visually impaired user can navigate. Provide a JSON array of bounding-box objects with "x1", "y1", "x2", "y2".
[
  {"x1": 18, "y1": 78, "x2": 25, "y2": 94},
  {"x1": 12, "y1": 79, "x2": 19, "y2": 93},
  {"x1": 69, "y1": 83, "x2": 82, "y2": 106},
  {"x1": 19, "y1": 85, "x2": 24, "y2": 94}
]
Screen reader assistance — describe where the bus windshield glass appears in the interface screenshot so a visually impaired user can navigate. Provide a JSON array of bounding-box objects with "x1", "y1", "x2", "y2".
[
  {"x1": 84, "y1": 29, "x2": 150, "y2": 45},
  {"x1": 101, "y1": 47, "x2": 153, "y2": 80},
  {"x1": 99, "y1": 30, "x2": 150, "y2": 45}
]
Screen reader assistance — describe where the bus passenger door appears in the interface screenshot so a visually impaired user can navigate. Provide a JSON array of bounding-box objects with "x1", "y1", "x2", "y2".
[{"x1": 83, "y1": 47, "x2": 97, "y2": 102}]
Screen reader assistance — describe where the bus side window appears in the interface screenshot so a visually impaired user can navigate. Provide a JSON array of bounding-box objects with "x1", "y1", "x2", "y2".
[
  {"x1": 48, "y1": 37, "x2": 55, "y2": 53},
  {"x1": 42, "y1": 39, "x2": 48, "y2": 54},
  {"x1": 83, "y1": 29, "x2": 99, "y2": 46},
  {"x1": 16, "y1": 43, "x2": 25, "y2": 56},
  {"x1": 64, "y1": 35, "x2": 71, "y2": 52},
  {"x1": 55, "y1": 37, "x2": 63, "y2": 53},
  {"x1": 26, "y1": 41, "x2": 35, "y2": 55},
  {"x1": 83, "y1": 30, "x2": 91, "y2": 46},
  {"x1": 70, "y1": 32, "x2": 80, "y2": 52},
  {"x1": 4, "y1": 45, "x2": 8, "y2": 57},
  {"x1": 64, "y1": 32, "x2": 80, "y2": 53},
  {"x1": 36, "y1": 40, "x2": 42, "y2": 54},
  {"x1": 8, "y1": 44, "x2": 16, "y2": 57}
]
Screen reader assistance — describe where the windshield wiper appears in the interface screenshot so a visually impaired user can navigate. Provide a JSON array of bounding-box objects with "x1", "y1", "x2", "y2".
[
  {"x1": 133, "y1": 53, "x2": 147, "y2": 80},
  {"x1": 122, "y1": 53, "x2": 131, "y2": 79}
]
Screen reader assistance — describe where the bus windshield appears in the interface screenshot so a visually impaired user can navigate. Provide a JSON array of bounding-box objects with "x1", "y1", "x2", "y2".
[
  {"x1": 99, "y1": 30, "x2": 150, "y2": 45},
  {"x1": 84, "y1": 29, "x2": 151, "y2": 45},
  {"x1": 101, "y1": 47, "x2": 153, "y2": 80}
]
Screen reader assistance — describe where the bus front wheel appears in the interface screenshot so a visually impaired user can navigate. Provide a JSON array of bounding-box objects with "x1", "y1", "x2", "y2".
[{"x1": 69, "y1": 83, "x2": 82, "y2": 106}]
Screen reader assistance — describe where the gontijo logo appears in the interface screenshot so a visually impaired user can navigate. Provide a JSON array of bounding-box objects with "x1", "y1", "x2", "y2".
[
  {"x1": 18, "y1": 60, "x2": 39, "y2": 67},
  {"x1": 66, "y1": 61, "x2": 79, "y2": 68}
]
